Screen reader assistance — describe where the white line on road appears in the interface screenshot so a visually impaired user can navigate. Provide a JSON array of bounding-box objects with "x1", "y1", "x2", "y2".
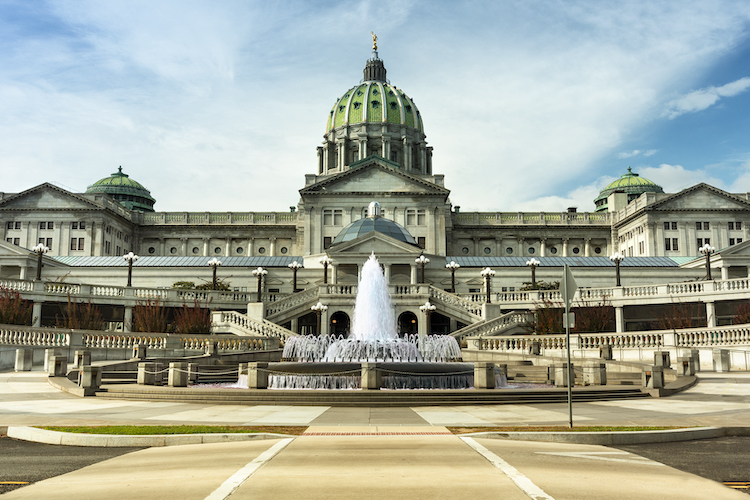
[
  {"x1": 205, "y1": 437, "x2": 295, "y2": 500},
  {"x1": 536, "y1": 451, "x2": 663, "y2": 465},
  {"x1": 461, "y1": 437, "x2": 555, "y2": 500}
]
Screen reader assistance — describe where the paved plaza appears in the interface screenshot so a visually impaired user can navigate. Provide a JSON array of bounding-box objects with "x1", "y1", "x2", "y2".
[{"x1": 1, "y1": 370, "x2": 750, "y2": 499}]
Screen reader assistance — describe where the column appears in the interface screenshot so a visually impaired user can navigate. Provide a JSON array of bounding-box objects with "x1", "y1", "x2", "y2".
[
  {"x1": 584, "y1": 238, "x2": 591, "y2": 257},
  {"x1": 562, "y1": 238, "x2": 569, "y2": 257},
  {"x1": 269, "y1": 237, "x2": 277, "y2": 257},
  {"x1": 721, "y1": 265, "x2": 729, "y2": 281},
  {"x1": 706, "y1": 301, "x2": 716, "y2": 328},
  {"x1": 615, "y1": 306, "x2": 624, "y2": 333},
  {"x1": 540, "y1": 238, "x2": 547, "y2": 257},
  {"x1": 291, "y1": 318, "x2": 299, "y2": 334},
  {"x1": 159, "y1": 238, "x2": 165, "y2": 256},
  {"x1": 248, "y1": 238, "x2": 254, "y2": 257},
  {"x1": 202, "y1": 238, "x2": 209, "y2": 257},
  {"x1": 655, "y1": 223, "x2": 664, "y2": 256},
  {"x1": 712, "y1": 223, "x2": 721, "y2": 250},
  {"x1": 32, "y1": 301, "x2": 42, "y2": 327},
  {"x1": 410, "y1": 264, "x2": 418, "y2": 285},
  {"x1": 124, "y1": 306, "x2": 133, "y2": 333},
  {"x1": 331, "y1": 263, "x2": 338, "y2": 285},
  {"x1": 223, "y1": 238, "x2": 230, "y2": 256},
  {"x1": 383, "y1": 264, "x2": 391, "y2": 285},
  {"x1": 473, "y1": 237, "x2": 479, "y2": 256},
  {"x1": 20, "y1": 266, "x2": 28, "y2": 280},
  {"x1": 317, "y1": 146, "x2": 324, "y2": 174},
  {"x1": 517, "y1": 237, "x2": 525, "y2": 257},
  {"x1": 181, "y1": 238, "x2": 187, "y2": 256}
]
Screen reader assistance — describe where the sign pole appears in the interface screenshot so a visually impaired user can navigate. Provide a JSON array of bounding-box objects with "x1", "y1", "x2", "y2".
[{"x1": 562, "y1": 264, "x2": 576, "y2": 429}]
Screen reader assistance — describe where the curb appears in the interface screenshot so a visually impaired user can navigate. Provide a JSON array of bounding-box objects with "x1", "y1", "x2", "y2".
[
  {"x1": 6, "y1": 426, "x2": 295, "y2": 448},
  {"x1": 464, "y1": 426, "x2": 750, "y2": 445}
]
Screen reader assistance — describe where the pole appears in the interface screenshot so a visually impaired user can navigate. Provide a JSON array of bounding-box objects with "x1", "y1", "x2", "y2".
[
  {"x1": 127, "y1": 260, "x2": 133, "y2": 287},
  {"x1": 563, "y1": 264, "x2": 573, "y2": 428}
]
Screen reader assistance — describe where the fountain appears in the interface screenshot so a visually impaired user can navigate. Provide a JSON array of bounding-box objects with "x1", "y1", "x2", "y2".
[{"x1": 264, "y1": 253, "x2": 496, "y2": 390}]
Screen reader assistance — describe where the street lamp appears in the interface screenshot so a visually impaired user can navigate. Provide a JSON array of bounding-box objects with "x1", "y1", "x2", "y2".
[
  {"x1": 288, "y1": 261, "x2": 303, "y2": 292},
  {"x1": 419, "y1": 301, "x2": 436, "y2": 335},
  {"x1": 320, "y1": 256, "x2": 332, "y2": 284},
  {"x1": 446, "y1": 260, "x2": 460, "y2": 293},
  {"x1": 252, "y1": 266, "x2": 268, "y2": 302},
  {"x1": 207, "y1": 258, "x2": 221, "y2": 290},
  {"x1": 526, "y1": 258, "x2": 540, "y2": 290},
  {"x1": 311, "y1": 301, "x2": 328, "y2": 336},
  {"x1": 609, "y1": 252, "x2": 624, "y2": 287},
  {"x1": 416, "y1": 254, "x2": 430, "y2": 283},
  {"x1": 480, "y1": 267, "x2": 496, "y2": 304},
  {"x1": 123, "y1": 252, "x2": 139, "y2": 287},
  {"x1": 32, "y1": 243, "x2": 49, "y2": 281},
  {"x1": 699, "y1": 244, "x2": 716, "y2": 280}
]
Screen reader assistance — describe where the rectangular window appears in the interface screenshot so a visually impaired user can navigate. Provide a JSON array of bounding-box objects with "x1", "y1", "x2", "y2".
[
  {"x1": 671, "y1": 222, "x2": 677, "y2": 230},
  {"x1": 13, "y1": 238, "x2": 19, "y2": 245},
  {"x1": 697, "y1": 238, "x2": 703, "y2": 248},
  {"x1": 46, "y1": 238, "x2": 52, "y2": 248},
  {"x1": 48, "y1": 222, "x2": 53, "y2": 230},
  {"x1": 730, "y1": 238, "x2": 736, "y2": 245},
  {"x1": 639, "y1": 241, "x2": 644, "y2": 254},
  {"x1": 39, "y1": 222, "x2": 46, "y2": 230},
  {"x1": 323, "y1": 237, "x2": 332, "y2": 249},
  {"x1": 737, "y1": 222, "x2": 742, "y2": 230},
  {"x1": 739, "y1": 238, "x2": 743, "y2": 244},
  {"x1": 406, "y1": 209, "x2": 426, "y2": 226},
  {"x1": 672, "y1": 238, "x2": 678, "y2": 251},
  {"x1": 417, "y1": 237, "x2": 426, "y2": 249},
  {"x1": 664, "y1": 238, "x2": 671, "y2": 251},
  {"x1": 78, "y1": 238, "x2": 84, "y2": 250},
  {"x1": 79, "y1": 221, "x2": 86, "y2": 230},
  {"x1": 71, "y1": 222, "x2": 78, "y2": 230},
  {"x1": 14, "y1": 222, "x2": 21, "y2": 230},
  {"x1": 6, "y1": 222, "x2": 12, "y2": 230},
  {"x1": 70, "y1": 238, "x2": 77, "y2": 250},
  {"x1": 705, "y1": 238, "x2": 710, "y2": 245},
  {"x1": 728, "y1": 222, "x2": 734, "y2": 230},
  {"x1": 116, "y1": 245, "x2": 121, "y2": 255},
  {"x1": 704, "y1": 222, "x2": 709, "y2": 230},
  {"x1": 663, "y1": 222, "x2": 670, "y2": 230},
  {"x1": 105, "y1": 241, "x2": 111, "y2": 254},
  {"x1": 5, "y1": 238, "x2": 11, "y2": 243},
  {"x1": 322, "y1": 209, "x2": 343, "y2": 226},
  {"x1": 696, "y1": 222, "x2": 702, "y2": 230},
  {"x1": 38, "y1": 237, "x2": 45, "y2": 245}
]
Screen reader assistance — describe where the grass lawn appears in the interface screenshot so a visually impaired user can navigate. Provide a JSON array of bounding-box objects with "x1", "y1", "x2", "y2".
[{"x1": 41, "y1": 425, "x2": 308, "y2": 435}]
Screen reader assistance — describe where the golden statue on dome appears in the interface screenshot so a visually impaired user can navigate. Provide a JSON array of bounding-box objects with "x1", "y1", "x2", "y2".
[{"x1": 371, "y1": 31, "x2": 378, "y2": 50}]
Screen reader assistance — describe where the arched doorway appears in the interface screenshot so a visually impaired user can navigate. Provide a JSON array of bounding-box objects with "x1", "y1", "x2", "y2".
[
  {"x1": 329, "y1": 311, "x2": 350, "y2": 337},
  {"x1": 398, "y1": 311, "x2": 418, "y2": 336}
]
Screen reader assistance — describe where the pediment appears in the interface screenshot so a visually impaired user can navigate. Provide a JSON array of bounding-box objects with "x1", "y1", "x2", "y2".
[
  {"x1": 328, "y1": 231, "x2": 423, "y2": 256},
  {"x1": 652, "y1": 184, "x2": 750, "y2": 212},
  {"x1": 0, "y1": 183, "x2": 103, "y2": 212},
  {"x1": 300, "y1": 159, "x2": 449, "y2": 197},
  {"x1": 716, "y1": 239, "x2": 750, "y2": 256}
]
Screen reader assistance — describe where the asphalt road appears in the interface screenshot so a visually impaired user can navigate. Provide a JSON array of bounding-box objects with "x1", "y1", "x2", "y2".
[
  {"x1": 0, "y1": 436, "x2": 143, "y2": 495},
  {"x1": 611, "y1": 436, "x2": 750, "y2": 496}
]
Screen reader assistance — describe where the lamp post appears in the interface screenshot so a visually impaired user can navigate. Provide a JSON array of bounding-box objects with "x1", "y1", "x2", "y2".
[
  {"x1": 207, "y1": 258, "x2": 221, "y2": 290},
  {"x1": 526, "y1": 258, "x2": 540, "y2": 290},
  {"x1": 419, "y1": 301, "x2": 436, "y2": 336},
  {"x1": 252, "y1": 266, "x2": 267, "y2": 302},
  {"x1": 288, "y1": 261, "x2": 303, "y2": 292},
  {"x1": 416, "y1": 254, "x2": 430, "y2": 283},
  {"x1": 699, "y1": 243, "x2": 716, "y2": 280},
  {"x1": 480, "y1": 267, "x2": 496, "y2": 304},
  {"x1": 320, "y1": 256, "x2": 332, "y2": 284},
  {"x1": 123, "y1": 252, "x2": 139, "y2": 287},
  {"x1": 446, "y1": 261, "x2": 460, "y2": 293},
  {"x1": 311, "y1": 301, "x2": 328, "y2": 336},
  {"x1": 32, "y1": 243, "x2": 49, "y2": 281},
  {"x1": 609, "y1": 252, "x2": 624, "y2": 287}
]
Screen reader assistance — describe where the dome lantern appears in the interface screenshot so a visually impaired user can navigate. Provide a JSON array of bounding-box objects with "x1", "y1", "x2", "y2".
[
  {"x1": 594, "y1": 167, "x2": 663, "y2": 212},
  {"x1": 86, "y1": 166, "x2": 156, "y2": 212}
]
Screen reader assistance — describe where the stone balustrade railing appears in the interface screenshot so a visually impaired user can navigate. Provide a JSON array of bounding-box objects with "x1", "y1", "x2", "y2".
[
  {"x1": 140, "y1": 211, "x2": 298, "y2": 225},
  {"x1": 0, "y1": 279, "x2": 34, "y2": 292},
  {"x1": 453, "y1": 211, "x2": 611, "y2": 226},
  {"x1": 0, "y1": 325, "x2": 69, "y2": 347},
  {"x1": 429, "y1": 286, "x2": 483, "y2": 319},
  {"x1": 452, "y1": 311, "x2": 534, "y2": 341},
  {"x1": 212, "y1": 311, "x2": 297, "y2": 340},
  {"x1": 265, "y1": 288, "x2": 320, "y2": 317}
]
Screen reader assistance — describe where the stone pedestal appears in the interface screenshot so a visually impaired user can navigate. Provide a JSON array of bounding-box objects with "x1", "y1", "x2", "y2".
[
  {"x1": 14, "y1": 349, "x2": 33, "y2": 372},
  {"x1": 529, "y1": 342, "x2": 541, "y2": 356},
  {"x1": 168, "y1": 362, "x2": 189, "y2": 387},
  {"x1": 206, "y1": 342, "x2": 219, "y2": 357},
  {"x1": 642, "y1": 366, "x2": 664, "y2": 388},
  {"x1": 44, "y1": 348, "x2": 61, "y2": 372},
  {"x1": 676, "y1": 357, "x2": 695, "y2": 376},
  {"x1": 690, "y1": 349, "x2": 701, "y2": 372},
  {"x1": 713, "y1": 349, "x2": 730, "y2": 372},
  {"x1": 246, "y1": 362, "x2": 269, "y2": 389},
  {"x1": 188, "y1": 363, "x2": 200, "y2": 384},
  {"x1": 74, "y1": 350, "x2": 91, "y2": 368},
  {"x1": 583, "y1": 361, "x2": 607, "y2": 386},
  {"x1": 600, "y1": 345, "x2": 613, "y2": 360},
  {"x1": 654, "y1": 351, "x2": 670, "y2": 368},
  {"x1": 474, "y1": 362, "x2": 496, "y2": 389},
  {"x1": 554, "y1": 363, "x2": 575, "y2": 387},
  {"x1": 154, "y1": 362, "x2": 164, "y2": 385},
  {"x1": 137, "y1": 362, "x2": 156, "y2": 385},
  {"x1": 133, "y1": 344, "x2": 147, "y2": 360},
  {"x1": 361, "y1": 362, "x2": 381, "y2": 390},
  {"x1": 79, "y1": 365, "x2": 102, "y2": 392},
  {"x1": 48, "y1": 355, "x2": 67, "y2": 377}
]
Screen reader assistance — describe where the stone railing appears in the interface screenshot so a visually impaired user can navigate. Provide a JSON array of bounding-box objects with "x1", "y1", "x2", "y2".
[
  {"x1": 265, "y1": 288, "x2": 320, "y2": 317},
  {"x1": 141, "y1": 211, "x2": 298, "y2": 225},
  {"x1": 0, "y1": 325, "x2": 69, "y2": 347},
  {"x1": 212, "y1": 311, "x2": 298, "y2": 340},
  {"x1": 674, "y1": 324, "x2": 750, "y2": 346},
  {"x1": 0, "y1": 279, "x2": 34, "y2": 292},
  {"x1": 451, "y1": 311, "x2": 534, "y2": 341},
  {"x1": 453, "y1": 211, "x2": 611, "y2": 226},
  {"x1": 429, "y1": 286, "x2": 483, "y2": 319}
]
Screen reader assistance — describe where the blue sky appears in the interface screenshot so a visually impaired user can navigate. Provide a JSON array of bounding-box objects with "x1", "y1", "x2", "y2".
[{"x1": 1, "y1": 0, "x2": 750, "y2": 213}]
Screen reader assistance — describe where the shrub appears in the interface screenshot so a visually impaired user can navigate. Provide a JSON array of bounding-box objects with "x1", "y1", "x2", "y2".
[
  {"x1": 174, "y1": 299, "x2": 212, "y2": 334},
  {"x1": 734, "y1": 300, "x2": 750, "y2": 324},
  {"x1": 172, "y1": 281, "x2": 196, "y2": 290},
  {"x1": 657, "y1": 302, "x2": 705, "y2": 330},
  {"x1": 0, "y1": 287, "x2": 32, "y2": 325},
  {"x1": 132, "y1": 298, "x2": 170, "y2": 333},
  {"x1": 55, "y1": 295, "x2": 105, "y2": 330},
  {"x1": 573, "y1": 296, "x2": 615, "y2": 333}
]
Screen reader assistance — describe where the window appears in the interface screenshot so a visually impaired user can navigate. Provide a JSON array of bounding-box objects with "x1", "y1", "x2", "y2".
[
  {"x1": 70, "y1": 238, "x2": 77, "y2": 250},
  {"x1": 728, "y1": 222, "x2": 734, "y2": 230},
  {"x1": 696, "y1": 222, "x2": 702, "y2": 230},
  {"x1": 594, "y1": 246, "x2": 602, "y2": 254},
  {"x1": 506, "y1": 247, "x2": 513, "y2": 254},
  {"x1": 105, "y1": 241, "x2": 111, "y2": 254},
  {"x1": 704, "y1": 222, "x2": 710, "y2": 230},
  {"x1": 323, "y1": 209, "x2": 343, "y2": 226},
  {"x1": 638, "y1": 241, "x2": 644, "y2": 254},
  {"x1": 672, "y1": 238, "x2": 678, "y2": 251},
  {"x1": 280, "y1": 247, "x2": 288, "y2": 254},
  {"x1": 528, "y1": 247, "x2": 535, "y2": 254},
  {"x1": 737, "y1": 222, "x2": 743, "y2": 230},
  {"x1": 192, "y1": 247, "x2": 199, "y2": 254},
  {"x1": 39, "y1": 237, "x2": 52, "y2": 247},
  {"x1": 39, "y1": 222, "x2": 46, "y2": 230},
  {"x1": 739, "y1": 238, "x2": 744, "y2": 244},
  {"x1": 13, "y1": 238, "x2": 19, "y2": 245},
  {"x1": 697, "y1": 238, "x2": 711, "y2": 249},
  {"x1": 406, "y1": 209, "x2": 426, "y2": 226},
  {"x1": 549, "y1": 247, "x2": 557, "y2": 254},
  {"x1": 418, "y1": 237, "x2": 426, "y2": 249},
  {"x1": 6, "y1": 222, "x2": 12, "y2": 230},
  {"x1": 572, "y1": 247, "x2": 580, "y2": 254},
  {"x1": 671, "y1": 222, "x2": 677, "y2": 230},
  {"x1": 323, "y1": 237, "x2": 332, "y2": 249},
  {"x1": 215, "y1": 247, "x2": 222, "y2": 254},
  {"x1": 663, "y1": 222, "x2": 669, "y2": 230},
  {"x1": 78, "y1": 238, "x2": 84, "y2": 251},
  {"x1": 170, "y1": 247, "x2": 177, "y2": 254},
  {"x1": 730, "y1": 238, "x2": 736, "y2": 245},
  {"x1": 484, "y1": 247, "x2": 491, "y2": 254},
  {"x1": 47, "y1": 222, "x2": 53, "y2": 230},
  {"x1": 71, "y1": 222, "x2": 78, "y2": 230},
  {"x1": 116, "y1": 246, "x2": 121, "y2": 255},
  {"x1": 665, "y1": 238, "x2": 671, "y2": 251},
  {"x1": 461, "y1": 247, "x2": 469, "y2": 254},
  {"x1": 148, "y1": 247, "x2": 155, "y2": 254},
  {"x1": 236, "y1": 247, "x2": 244, "y2": 254},
  {"x1": 79, "y1": 221, "x2": 85, "y2": 230}
]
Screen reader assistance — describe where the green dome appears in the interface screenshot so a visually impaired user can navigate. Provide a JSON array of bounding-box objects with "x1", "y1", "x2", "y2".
[
  {"x1": 86, "y1": 167, "x2": 156, "y2": 212},
  {"x1": 326, "y1": 54, "x2": 423, "y2": 134},
  {"x1": 594, "y1": 167, "x2": 663, "y2": 212}
]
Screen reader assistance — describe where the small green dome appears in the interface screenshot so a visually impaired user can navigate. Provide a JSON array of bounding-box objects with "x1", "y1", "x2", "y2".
[
  {"x1": 594, "y1": 167, "x2": 663, "y2": 212},
  {"x1": 86, "y1": 167, "x2": 156, "y2": 212},
  {"x1": 332, "y1": 216, "x2": 419, "y2": 247}
]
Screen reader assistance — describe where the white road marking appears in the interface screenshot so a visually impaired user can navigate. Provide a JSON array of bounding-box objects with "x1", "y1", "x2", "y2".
[
  {"x1": 204, "y1": 437, "x2": 294, "y2": 500},
  {"x1": 461, "y1": 437, "x2": 555, "y2": 500},
  {"x1": 536, "y1": 451, "x2": 663, "y2": 466}
]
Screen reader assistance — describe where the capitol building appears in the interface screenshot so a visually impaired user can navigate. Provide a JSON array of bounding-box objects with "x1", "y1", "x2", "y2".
[{"x1": 2, "y1": 43, "x2": 750, "y2": 335}]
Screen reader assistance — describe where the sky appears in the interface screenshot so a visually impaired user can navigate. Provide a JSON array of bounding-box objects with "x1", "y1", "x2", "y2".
[{"x1": 1, "y1": 0, "x2": 750, "y2": 213}]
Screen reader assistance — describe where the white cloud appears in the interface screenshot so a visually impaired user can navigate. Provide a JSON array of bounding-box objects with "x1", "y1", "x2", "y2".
[
  {"x1": 663, "y1": 77, "x2": 750, "y2": 119},
  {"x1": 638, "y1": 164, "x2": 725, "y2": 192}
]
